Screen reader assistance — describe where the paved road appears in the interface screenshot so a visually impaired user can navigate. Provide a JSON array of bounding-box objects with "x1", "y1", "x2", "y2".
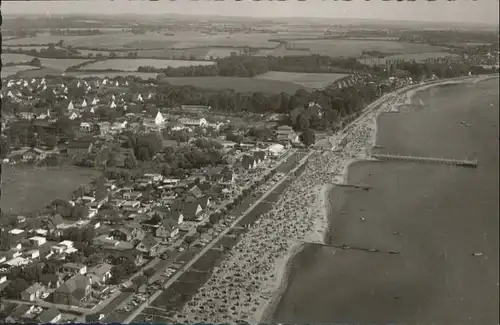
[{"x1": 123, "y1": 150, "x2": 310, "y2": 324}]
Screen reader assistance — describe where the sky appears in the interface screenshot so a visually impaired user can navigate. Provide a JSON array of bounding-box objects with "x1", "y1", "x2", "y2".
[{"x1": 2, "y1": 0, "x2": 499, "y2": 25}]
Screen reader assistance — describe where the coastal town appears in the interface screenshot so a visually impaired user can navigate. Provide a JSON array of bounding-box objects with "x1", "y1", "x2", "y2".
[
  {"x1": 0, "y1": 68, "x2": 420, "y2": 323},
  {"x1": 1, "y1": 12, "x2": 499, "y2": 324}
]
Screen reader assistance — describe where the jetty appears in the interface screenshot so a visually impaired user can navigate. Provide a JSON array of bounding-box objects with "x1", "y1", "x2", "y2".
[
  {"x1": 298, "y1": 241, "x2": 401, "y2": 255},
  {"x1": 371, "y1": 153, "x2": 478, "y2": 168},
  {"x1": 334, "y1": 183, "x2": 372, "y2": 191}
]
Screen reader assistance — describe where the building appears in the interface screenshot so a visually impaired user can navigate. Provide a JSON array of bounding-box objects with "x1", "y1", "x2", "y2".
[
  {"x1": 21, "y1": 283, "x2": 45, "y2": 302},
  {"x1": 37, "y1": 308, "x2": 62, "y2": 324},
  {"x1": 87, "y1": 263, "x2": 113, "y2": 285},
  {"x1": 60, "y1": 262, "x2": 87, "y2": 275},
  {"x1": 52, "y1": 274, "x2": 92, "y2": 306},
  {"x1": 178, "y1": 117, "x2": 208, "y2": 127},
  {"x1": 154, "y1": 111, "x2": 165, "y2": 125}
]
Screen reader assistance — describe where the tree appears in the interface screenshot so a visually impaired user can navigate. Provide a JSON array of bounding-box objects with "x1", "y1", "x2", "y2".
[
  {"x1": 124, "y1": 154, "x2": 138, "y2": 169},
  {"x1": 29, "y1": 57, "x2": 42, "y2": 67},
  {"x1": 184, "y1": 235, "x2": 195, "y2": 246},
  {"x1": 299, "y1": 129, "x2": 316, "y2": 147},
  {"x1": 209, "y1": 213, "x2": 220, "y2": 225},
  {"x1": 143, "y1": 268, "x2": 156, "y2": 285},
  {"x1": 297, "y1": 113, "x2": 310, "y2": 130}
]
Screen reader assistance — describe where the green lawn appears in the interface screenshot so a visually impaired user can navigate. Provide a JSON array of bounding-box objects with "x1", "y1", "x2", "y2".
[{"x1": 1, "y1": 164, "x2": 101, "y2": 214}]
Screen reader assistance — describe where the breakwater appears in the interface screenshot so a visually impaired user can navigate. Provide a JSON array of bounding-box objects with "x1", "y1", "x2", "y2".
[{"x1": 371, "y1": 153, "x2": 478, "y2": 168}]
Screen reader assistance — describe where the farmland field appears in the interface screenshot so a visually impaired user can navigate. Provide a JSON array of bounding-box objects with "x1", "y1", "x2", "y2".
[
  {"x1": 66, "y1": 71, "x2": 159, "y2": 79},
  {"x1": 259, "y1": 39, "x2": 447, "y2": 58},
  {"x1": 254, "y1": 71, "x2": 349, "y2": 89},
  {"x1": 157, "y1": 76, "x2": 308, "y2": 94},
  {"x1": 359, "y1": 52, "x2": 460, "y2": 66},
  {"x1": 80, "y1": 59, "x2": 215, "y2": 71},
  {"x1": 3, "y1": 53, "x2": 36, "y2": 64},
  {"x1": 3, "y1": 31, "x2": 281, "y2": 50},
  {"x1": 39, "y1": 58, "x2": 93, "y2": 71},
  {"x1": 15, "y1": 67, "x2": 63, "y2": 78},
  {"x1": 0, "y1": 164, "x2": 101, "y2": 214},
  {"x1": 2, "y1": 65, "x2": 38, "y2": 78},
  {"x1": 3, "y1": 45, "x2": 51, "y2": 51}
]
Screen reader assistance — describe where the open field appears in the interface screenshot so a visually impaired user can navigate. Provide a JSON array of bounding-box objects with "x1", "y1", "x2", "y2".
[
  {"x1": 3, "y1": 53, "x2": 36, "y2": 64},
  {"x1": 39, "y1": 58, "x2": 93, "y2": 71},
  {"x1": 157, "y1": 76, "x2": 308, "y2": 94},
  {"x1": 259, "y1": 40, "x2": 447, "y2": 58},
  {"x1": 80, "y1": 59, "x2": 215, "y2": 71},
  {"x1": 3, "y1": 45, "x2": 50, "y2": 51},
  {"x1": 0, "y1": 164, "x2": 101, "y2": 214},
  {"x1": 3, "y1": 32, "x2": 281, "y2": 50},
  {"x1": 2, "y1": 65, "x2": 38, "y2": 78},
  {"x1": 360, "y1": 52, "x2": 460, "y2": 65},
  {"x1": 254, "y1": 71, "x2": 349, "y2": 89},
  {"x1": 14, "y1": 67, "x2": 62, "y2": 78},
  {"x1": 65, "y1": 71, "x2": 159, "y2": 79}
]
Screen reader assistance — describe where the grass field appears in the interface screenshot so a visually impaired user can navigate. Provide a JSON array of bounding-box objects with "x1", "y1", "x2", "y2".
[
  {"x1": 3, "y1": 53, "x2": 36, "y2": 64},
  {"x1": 157, "y1": 76, "x2": 308, "y2": 94},
  {"x1": 15, "y1": 67, "x2": 64, "y2": 78},
  {"x1": 359, "y1": 52, "x2": 460, "y2": 65},
  {"x1": 260, "y1": 39, "x2": 447, "y2": 58},
  {"x1": 39, "y1": 58, "x2": 93, "y2": 71},
  {"x1": 254, "y1": 71, "x2": 349, "y2": 89},
  {"x1": 3, "y1": 45, "x2": 50, "y2": 51},
  {"x1": 80, "y1": 59, "x2": 215, "y2": 71},
  {"x1": 2, "y1": 65, "x2": 38, "y2": 78},
  {"x1": 3, "y1": 31, "x2": 281, "y2": 50},
  {"x1": 0, "y1": 164, "x2": 101, "y2": 214},
  {"x1": 66, "y1": 71, "x2": 159, "y2": 79}
]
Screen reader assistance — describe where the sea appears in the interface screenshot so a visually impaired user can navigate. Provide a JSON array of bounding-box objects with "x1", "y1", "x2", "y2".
[{"x1": 270, "y1": 78, "x2": 499, "y2": 325}]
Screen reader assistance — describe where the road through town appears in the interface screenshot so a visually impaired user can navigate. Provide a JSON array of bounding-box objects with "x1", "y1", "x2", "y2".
[{"x1": 123, "y1": 149, "x2": 312, "y2": 324}]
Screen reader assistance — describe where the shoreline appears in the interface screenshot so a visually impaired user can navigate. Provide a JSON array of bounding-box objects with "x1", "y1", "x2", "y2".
[
  {"x1": 175, "y1": 75, "x2": 496, "y2": 324},
  {"x1": 255, "y1": 75, "x2": 494, "y2": 322}
]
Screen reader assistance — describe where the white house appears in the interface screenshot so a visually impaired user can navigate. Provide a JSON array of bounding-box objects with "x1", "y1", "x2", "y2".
[
  {"x1": 29, "y1": 236, "x2": 47, "y2": 247},
  {"x1": 69, "y1": 112, "x2": 80, "y2": 120},
  {"x1": 80, "y1": 122, "x2": 92, "y2": 132},
  {"x1": 110, "y1": 101, "x2": 117, "y2": 109},
  {"x1": 81, "y1": 99, "x2": 88, "y2": 108},
  {"x1": 91, "y1": 97, "x2": 99, "y2": 105},
  {"x1": 67, "y1": 101, "x2": 74, "y2": 111},
  {"x1": 155, "y1": 111, "x2": 165, "y2": 125},
  {"x1": 136, "y1": 93, "x2": 143, "y2": 102},
  {"x1": 178, "y1": 117, "x2": 208, "y2": 127}
]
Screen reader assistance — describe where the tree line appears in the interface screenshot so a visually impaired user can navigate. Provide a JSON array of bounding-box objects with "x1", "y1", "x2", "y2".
[{"x1": 137, "y1": 55, "x2": 370, "y2": 77}]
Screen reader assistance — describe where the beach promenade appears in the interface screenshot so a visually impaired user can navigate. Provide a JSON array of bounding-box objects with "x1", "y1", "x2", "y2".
[{"x1": 136, "y1": 75, "x2": 493, "y2": 324}]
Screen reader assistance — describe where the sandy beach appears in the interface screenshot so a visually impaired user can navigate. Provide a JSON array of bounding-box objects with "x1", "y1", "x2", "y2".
[{"x1": 175, "y1": 76, "x2": 486, "y2": 324}]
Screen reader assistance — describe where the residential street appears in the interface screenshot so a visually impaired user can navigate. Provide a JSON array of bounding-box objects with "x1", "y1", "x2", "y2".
[{"x1": 122, "y1": 150, "x2": 308, "y2": 324}]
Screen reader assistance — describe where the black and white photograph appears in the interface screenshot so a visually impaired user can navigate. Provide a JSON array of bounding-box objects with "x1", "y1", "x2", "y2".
[{"x1": 0, "y1": 0, "x2": 498, "y2": 324}]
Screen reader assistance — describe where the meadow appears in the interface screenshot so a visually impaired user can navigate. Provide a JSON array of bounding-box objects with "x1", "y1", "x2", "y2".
[
  {"x1": 2, "y1": 65, "x2": 38, "y2": 78},
  {"x1": 0, "y1": 164, "x2": 100, "y2": 214},
  {"x1": 39, "y1": 58, "x2": 93, "y2": 71},
  {"x1": 3, "y1": 31, "x2": 281, "y2": 50},
  {"x1": 3, "y1": 53, "x2": 36, "y2": 64},
  {"x1": 260, "y1": 39, "x2": 447, "y2": 57},
  {"x1": 80, "y1": 59, "x2": 215, "y2": 71},
  {"x1": 254, "y1": 71, "x2": 349, "y2": 89},
  {"x1": 66, "y1": 71, "x2": 159, "y2": 79},
  {"x1": 157, "y1": 76, "x2": 307, "y2": 94}
]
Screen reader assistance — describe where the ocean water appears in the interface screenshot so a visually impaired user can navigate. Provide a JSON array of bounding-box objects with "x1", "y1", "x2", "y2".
[{"x1": 271, "y1": 78, "x2": 499, "y2": 325}]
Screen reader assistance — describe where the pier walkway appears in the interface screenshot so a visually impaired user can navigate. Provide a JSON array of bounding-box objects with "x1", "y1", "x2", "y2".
[
  {"x1": 298, "y1": 241, "x2": 401, "y2": 255},
  {"x1": 371, "y1": 153, "x2": 478, "y2": 168}
]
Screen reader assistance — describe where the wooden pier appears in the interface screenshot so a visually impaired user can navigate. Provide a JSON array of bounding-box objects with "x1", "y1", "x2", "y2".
[
  {"x1": 371, "y1": 153, "x2": 478, "y2": 168},
  {"x1": 300, "y1": 241, "x2": 401, "y2": 255},
  {"x1": 334, "y1": 183, "x2": 372, "y2": 191}
]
